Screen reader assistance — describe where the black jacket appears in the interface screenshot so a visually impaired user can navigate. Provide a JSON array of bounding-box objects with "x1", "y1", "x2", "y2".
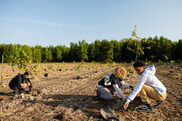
[
  {"x1": 9, "y1": 74, "x2": 32, "y2": 91},
  {"x1": 98, "y1": 73, "x2": 122, "y2": 88}
]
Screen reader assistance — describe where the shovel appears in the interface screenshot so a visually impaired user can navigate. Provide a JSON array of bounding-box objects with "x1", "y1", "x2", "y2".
[{"x1": 101, "y1": 108, "x2": 121, "y2": 121}]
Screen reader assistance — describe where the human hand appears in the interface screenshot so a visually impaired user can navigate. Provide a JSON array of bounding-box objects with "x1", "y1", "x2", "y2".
[
  {"x1": 124, "y1": 101, "x2": 130, "y2": 110},
  {"x1": 26, "y1": 90, "x2": 32, "y2": 94},
  {"x1": 136, "y1": 93, "x2": 140, "y2": 97},
  {"x1": 27, "y1": 82, "x2": 30, "y2": 87},
  {"x1": 21, "y1": 83, "x2": 28, "y2": 89}
]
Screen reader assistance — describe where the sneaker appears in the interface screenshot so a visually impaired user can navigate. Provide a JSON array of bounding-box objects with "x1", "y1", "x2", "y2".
[
  {"x1": 12, "y1": 90, "x2": 18, "y2": 96},
  {"x1": 136, "y1": 105, "x2": 152, "y2": 112},
  {"x1": 153, "y1": 101, "x2": 163, "y2": 108},
  {"x1": 19, "y1": 89, "x2": 25, "y2": 94}
]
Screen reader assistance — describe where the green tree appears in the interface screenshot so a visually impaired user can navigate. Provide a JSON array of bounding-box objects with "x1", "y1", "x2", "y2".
[
  {"x1": 175, "y1": 39, "x2": 182, "y2": 60},
  {"x1": 61, "y1": 45, "x2": 70, "y2": 62},
  {"x1": 32, "y1": 47, "x2": 42, "y2": 63},
  {"x1": 99, "y1": 40, "x2": 113, "y2": 62},
  {"x1": 121, "y1": 38, "x2": 136, "y2": 62},
  {"x1": 94, "y1": 40, "x2": 101, "y2": 62},
  {"x1": 88, "y1": 43, "x2": 95, "y2": 62},
  {"x1": 77, "y1": 40, "x2": 88, "y2": 62},
  {"x1": 69, "y1": 42, "x2": 78, "y2": 62},
  {"x1": 55, "y1": 46, "x2": 62, "y2": 62},
  {"x1": 23, "y1": 45, "x2": 32, "y2": 62},
  {"x1": 42, "y1": 47, "x2": 52, "y2": 62},
  {"x1": 3, "y1": 44, "x2": 19, "y2": 63},
  {"x1": 111, "y1": 40, "x2": 121, "y2": 62}
]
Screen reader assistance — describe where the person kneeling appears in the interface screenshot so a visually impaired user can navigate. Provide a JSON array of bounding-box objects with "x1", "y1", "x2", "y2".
[{"x1": 96, "y1": 67, "x2": 133, "y2": 100}]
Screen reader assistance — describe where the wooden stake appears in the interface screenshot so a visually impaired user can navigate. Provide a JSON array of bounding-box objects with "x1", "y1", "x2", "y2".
[{"x1": 1, "y1": 55, "x2": 3, "y2": 85}]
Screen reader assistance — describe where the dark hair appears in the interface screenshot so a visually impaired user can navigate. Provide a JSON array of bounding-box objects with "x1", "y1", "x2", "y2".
[
  {"x1": 24, "y1": 71, "x2": 31, "y2": 75},
  {"x1": 133, "y1": 60, "x2": 145, "y2": 67}
]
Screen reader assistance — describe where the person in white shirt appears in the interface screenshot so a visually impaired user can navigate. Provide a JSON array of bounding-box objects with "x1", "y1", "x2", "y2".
[
  {"x1": 124, "y1": 60, "x2": 167, "y2": 112},
  {"x1": 96, "y1": 67, "x2": 133, "y2": 100}
]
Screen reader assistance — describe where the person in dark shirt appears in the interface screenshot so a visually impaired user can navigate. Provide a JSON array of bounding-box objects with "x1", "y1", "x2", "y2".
[
  {"x1": 96, "y1": 67, "x2": 133, "y2": 100},
  {"x1": 9, "y1": 71, "x2": 32, "y2": 95}
]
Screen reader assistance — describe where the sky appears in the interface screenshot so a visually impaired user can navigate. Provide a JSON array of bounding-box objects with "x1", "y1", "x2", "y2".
[{"x1": 0, "y1": 0, "x2": 182, "y2": 47}]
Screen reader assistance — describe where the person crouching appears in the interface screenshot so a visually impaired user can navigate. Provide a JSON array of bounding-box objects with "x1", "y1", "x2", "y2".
[
  {"x1": 96, "y1": 67, "x2": 133, "y2": 100},
  {"x1": 9, "y1": 71, "x2": 32, "y2": 96}
]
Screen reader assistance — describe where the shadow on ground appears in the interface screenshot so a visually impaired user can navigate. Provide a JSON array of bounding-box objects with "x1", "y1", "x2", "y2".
[{"x1": 23, "y1": 94, "x2": 143, "y2": 120}]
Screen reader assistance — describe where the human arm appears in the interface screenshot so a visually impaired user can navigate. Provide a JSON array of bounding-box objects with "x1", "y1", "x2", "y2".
[
  {"x1": 121, "y1": 81, "x2": 130, "y2": 88},
  {"x1": 113, "y1": 84, "x2": 126, "y2": 100},
  {"x1": 125, "y1": 73, "x2": 148, "y2": 103},
  {"x1": 123, "y1": 81, "x2": 145, "y2": 110},
  {"x1": 27, "y1": 79, "x2": 32, "y2": 93},
  {"x1": 121, "y1": 81, "x2": 134, "y2": 90},
  {"x1": 126, "y1": 80, "x2": 145, "y2": 102},
  {"x1": 17, "y1": 74, "x2": 23, "y2": 89}
]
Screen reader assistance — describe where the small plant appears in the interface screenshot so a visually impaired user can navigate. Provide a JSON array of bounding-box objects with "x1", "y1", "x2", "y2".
[
  {"x1": 158, "y1": 59, "x2": 163, "y2": 64},
  {"x1": 131, "y1": 61, "x2": 135, "y2": 65},
  {"x1": 130, "y1": 68, "x2": 134, "y2": 72},
  {"x1": 48, "y1": 65, "x2": 53, "y2": 70},
  {"x1": 76, "y1": 63, "x2": 82, "y2": 73},
  {"x1": 170, "y1": 60, "x2": 175, "y2": 64},
  {"x1": 30, "y1": 64, "x2": 40, "y2": 75},
  {"x1": 105, "y1": 62, "x2": 110, "y2": 67},
  {"x1": 145, "y1": 61, "x2": 151, "y2": 65},
  {"x1": 127, "y1": 66, "x2": 134, "y2": 72},
  {"x1": 163, "y1": 54, "x2": 169, "y2": 62},
  {"x1": 127, "y1": 25, "x2": 150, "y2": 61},
  {"x1": 105, "y1": 63, "x2": 108, "y2": 67}
]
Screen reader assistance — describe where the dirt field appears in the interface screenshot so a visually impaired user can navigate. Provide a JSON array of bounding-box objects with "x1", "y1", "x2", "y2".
[{"x1": 0, "y1": 62, "x2": 181, "y2": 121}]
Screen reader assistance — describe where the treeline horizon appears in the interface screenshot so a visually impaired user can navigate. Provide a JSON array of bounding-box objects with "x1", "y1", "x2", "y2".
[{"x1": 0, "y1": 35, "x2": 182, "y2": 63}]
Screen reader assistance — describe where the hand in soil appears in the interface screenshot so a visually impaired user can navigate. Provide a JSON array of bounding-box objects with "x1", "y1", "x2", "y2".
[{"x1": 124, "y1": 101, "x2": 130, "y2": 110}]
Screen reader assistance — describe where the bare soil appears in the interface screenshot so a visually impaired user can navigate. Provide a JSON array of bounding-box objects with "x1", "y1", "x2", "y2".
[{"x1": 0, "y1": 62, "x2": 181, "y2": 121}]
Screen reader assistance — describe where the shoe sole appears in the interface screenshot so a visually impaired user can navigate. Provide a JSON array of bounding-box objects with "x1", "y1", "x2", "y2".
[
  {"x1": 152, "y1": 101, "x2": 164, "y2": 108},
  {"x1": 136, "y1": 109, "x2": 152, "y2": 112}
]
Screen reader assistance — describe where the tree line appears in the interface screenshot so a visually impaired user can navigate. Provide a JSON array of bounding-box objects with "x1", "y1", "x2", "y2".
[{"x1": 0, "y1": 36, "x2": 182, "y2": 63}]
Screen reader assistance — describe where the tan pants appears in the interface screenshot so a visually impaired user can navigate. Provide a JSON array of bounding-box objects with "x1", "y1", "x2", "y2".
[{"x1": 139, "y1": 84, "x2": 167, "y2": 104}]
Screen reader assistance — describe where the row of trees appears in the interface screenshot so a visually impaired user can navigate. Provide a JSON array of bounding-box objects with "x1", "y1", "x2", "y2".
[{"x1": 0, "y1": 36, "x2": 182, "y2": 63}]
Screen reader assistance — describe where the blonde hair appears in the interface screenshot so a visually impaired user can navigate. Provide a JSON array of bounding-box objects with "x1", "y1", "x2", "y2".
[{"x1": 113, "y1": 67, "x2": 126, "y2": 78}]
